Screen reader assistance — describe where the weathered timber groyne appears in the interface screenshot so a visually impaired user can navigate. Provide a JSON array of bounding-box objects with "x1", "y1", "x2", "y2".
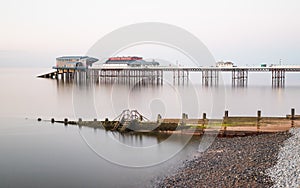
[{"x1": 37, "y1": 109, "x2": 300, "y2": 137}]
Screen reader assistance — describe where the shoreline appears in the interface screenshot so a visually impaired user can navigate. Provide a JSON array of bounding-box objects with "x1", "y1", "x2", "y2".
[{"x1": 155, "y1": 131, "x2": 291, "y2": 187}]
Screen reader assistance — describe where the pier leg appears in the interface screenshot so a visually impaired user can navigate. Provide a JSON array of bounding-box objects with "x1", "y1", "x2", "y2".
[
  {"x1": 272, "y1": 69, "x2": 285, "y2": 87},
  {"x1": 232, "y1": 69, "x2": 248, "y2": 87},
  {"x1": 202, "y1": 70, "x2": 219, "y2": 86},
  {"x1": 66, "y1": 69, "x2": 69, "y2": 80},
  {"x1": 161, "y1": 70, "x2": 163, "y2": 85}
]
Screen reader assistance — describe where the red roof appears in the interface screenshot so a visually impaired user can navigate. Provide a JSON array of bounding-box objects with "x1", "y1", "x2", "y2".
[{"x1": 108, "y1": 57, "x2": 142, "y2": 61}]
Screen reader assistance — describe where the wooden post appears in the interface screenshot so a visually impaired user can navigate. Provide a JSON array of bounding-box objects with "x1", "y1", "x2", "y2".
[
  {"x1": 157, "y1": 114, "x2": 162, "y2": 123},
  {"x1": 257, "y1": 110, "x2": 261, "y2": 131},
  {"x1": 291, "y1": 108, "x2": 295, "y2": 120},
  {"x1": 224, "y1": 110, "x2": 228, "y2": 118},
  {"x1": 223, "y1": 110, "x2": 229, "y2": 134},
  {"x1": 257, "y1": 110, "x2": 261, "y2": 120},
  {"x1": 182, "y1": 113, "x2": 187, "y2": 126},
  {"x1": 203, "y1": 113, "x2": 206, "y2": 120},
  {"x1": 51, "y1": 118, "x2": 55, "y2": 123},
  {"x1": 64, "y1": 118, "x2": 68, "y2": 125}
]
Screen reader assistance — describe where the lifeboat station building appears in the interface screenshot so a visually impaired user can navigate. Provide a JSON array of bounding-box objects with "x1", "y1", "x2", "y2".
[{"x1": 55, "y1": 56, "x2": 98, "y2": 69}]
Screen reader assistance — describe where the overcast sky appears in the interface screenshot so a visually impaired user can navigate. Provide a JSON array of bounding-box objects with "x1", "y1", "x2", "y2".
[{"x1": 0, "y1": 0, "x2": 299, "y2": 67}]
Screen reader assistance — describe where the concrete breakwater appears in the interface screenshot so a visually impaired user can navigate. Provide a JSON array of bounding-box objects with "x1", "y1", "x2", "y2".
[{"x1": 38, "y1": 109, "x2": 300, "y2": 136}]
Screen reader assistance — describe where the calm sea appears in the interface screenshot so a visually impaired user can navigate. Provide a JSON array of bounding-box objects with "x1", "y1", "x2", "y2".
[{"x1": 0, "y1": 68, "x2": 299, "y2": 187}]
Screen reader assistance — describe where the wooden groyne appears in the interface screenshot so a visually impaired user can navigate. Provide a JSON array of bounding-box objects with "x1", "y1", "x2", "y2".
[{"x1": 37, "y1": 109, "x2": 300, "y2": 137}]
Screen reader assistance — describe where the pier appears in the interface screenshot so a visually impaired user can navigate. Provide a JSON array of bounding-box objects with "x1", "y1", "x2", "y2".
[{"x1": 40, "y1": 65, "x2": 300, "y2": 87}]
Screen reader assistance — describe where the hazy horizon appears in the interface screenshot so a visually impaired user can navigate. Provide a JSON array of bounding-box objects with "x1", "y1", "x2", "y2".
[{"x1": 1, "y1": 0, "x2": 299, "y2": 67}]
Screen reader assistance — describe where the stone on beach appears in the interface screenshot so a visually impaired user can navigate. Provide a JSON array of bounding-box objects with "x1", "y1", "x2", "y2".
[
  {"x1": 267, "y1": 128, "x2": 300, "y2": 188},
  {"x1": 155, "y1": 132, "x2": 291, "y2": 188}
]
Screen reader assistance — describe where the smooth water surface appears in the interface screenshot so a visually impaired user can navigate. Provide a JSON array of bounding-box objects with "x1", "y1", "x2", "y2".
[{"x1": 0, "y1": 68, "x2": 299, "y2": 187}]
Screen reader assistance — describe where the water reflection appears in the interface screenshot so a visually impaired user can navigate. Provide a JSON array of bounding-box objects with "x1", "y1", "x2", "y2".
[
  {"x1": 109, "y1": 131, "x2": 174, "y2": 147},
  {"x1": 0, "y1": 118, "x2": 198, "y2": 188}
]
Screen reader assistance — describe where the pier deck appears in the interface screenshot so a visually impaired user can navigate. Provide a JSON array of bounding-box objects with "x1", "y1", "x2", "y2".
[{"x1": 39, "y1": 65, "x2": 300, "y2": 87}]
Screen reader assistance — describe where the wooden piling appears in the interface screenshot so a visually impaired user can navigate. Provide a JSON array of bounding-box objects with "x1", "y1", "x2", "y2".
[
  {"x1": 223, "y1": 110, "x2": 229, "y2": 125},
  {"x1": 291, "y1": 108, "x2": 295, "y2": 120},
  {"x1": 257, "y1": 110, "x2": 261, "y2": 120},
  {"x1": 203, "y1": 113, "x2": 206, "y2": 120},
  {"x1": 157, "y1": 114, "x2": 162, "y2": 123},
  {"x1": 51, "y1": 118, "x2": 55, "y2": 123},
  {"x1": 257, "y1": 110, "x2": 261, "y2": 131},
  {"x1": 224, "y1": 110, "x2": 228, "y2": 118},
  {"x1": 64, "y1": 118, "x2": 68, "y2": 125}
]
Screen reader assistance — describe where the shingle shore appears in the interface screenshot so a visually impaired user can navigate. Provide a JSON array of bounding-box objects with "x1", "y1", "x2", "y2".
[
  {"x1": 156, "y1": 132, "x2": 291, "y2": 188},
  {"x1": 267, "y1": 128, "x2": 300, "y2": 187}
]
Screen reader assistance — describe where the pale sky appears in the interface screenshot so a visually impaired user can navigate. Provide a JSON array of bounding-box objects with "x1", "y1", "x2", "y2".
[{"x1": 0, "y1": 0, "x2": 299, "y2": 67}]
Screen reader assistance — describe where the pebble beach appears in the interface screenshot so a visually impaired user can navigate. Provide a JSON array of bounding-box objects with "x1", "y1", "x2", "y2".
[
  {"x1": 156, "y1": 131, "x2": 296, "y2": 187},
  {"x1": 267, "y1": 128, "x2": 300, "y2": 187}
]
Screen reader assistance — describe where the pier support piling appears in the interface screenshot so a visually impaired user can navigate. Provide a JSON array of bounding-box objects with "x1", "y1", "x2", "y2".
[
  {"x1": 202, "y1": 69, "x2": 219, "y2": 86},
  {"x1": 272, "y1": 69, "x2": 285, "y2": 87},
  {"x1": 232, "y1": 69, "x2": 248, "y2": 87},
  {"x1": 173, "y1": 70, "x2": 189, "y2": 85}
]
